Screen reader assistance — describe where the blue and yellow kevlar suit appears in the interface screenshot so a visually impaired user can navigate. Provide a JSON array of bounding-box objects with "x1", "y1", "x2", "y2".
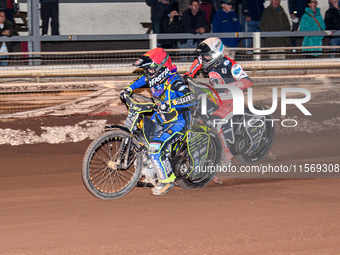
[{"x1": 126, "y1": 67, "x2": 194, "y2": 183}]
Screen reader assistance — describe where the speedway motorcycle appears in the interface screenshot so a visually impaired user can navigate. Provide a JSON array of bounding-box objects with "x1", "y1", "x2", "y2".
[
  {"x1": 82, "y1": 93, "x2": 221, "y2": 200},
  {"x1": 82, "y1": 80, "x2": 275, "y2": 200}
]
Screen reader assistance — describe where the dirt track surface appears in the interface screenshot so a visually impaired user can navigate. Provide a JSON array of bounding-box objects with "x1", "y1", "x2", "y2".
[
  {"x1": 1, "y1": 118, "x2": 339, "y2": 255},
  {"x1": 0, "y1": 79, "x2": 339, "y2": 254},
  {"x1": 1, "y1": 173, "x2": 340, "y2": 255}
]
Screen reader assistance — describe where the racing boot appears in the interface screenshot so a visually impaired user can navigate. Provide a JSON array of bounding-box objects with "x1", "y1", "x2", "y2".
[
  {"x1": 151, "y1": 180, "x2": 174, "y2": 196},
  {"x1": 212, "y1": 175, "x2": 222, "y2": 185}
]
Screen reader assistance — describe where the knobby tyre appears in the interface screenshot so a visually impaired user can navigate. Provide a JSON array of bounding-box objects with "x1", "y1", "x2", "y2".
[
  {"x1": 176, "y1": 129, "x2": 221, "y2": 189},
  {"x1": 82, "y1": 130, "x2": 142, "y2": 200},
  {"x1": 235, "y1": 118, "x2": 275, "y2": 164}
]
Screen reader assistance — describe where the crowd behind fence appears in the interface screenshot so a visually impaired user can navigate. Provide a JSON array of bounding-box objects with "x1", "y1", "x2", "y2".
[{"x1": 0, "y1": 0, "x2": 336, "y2": 53}]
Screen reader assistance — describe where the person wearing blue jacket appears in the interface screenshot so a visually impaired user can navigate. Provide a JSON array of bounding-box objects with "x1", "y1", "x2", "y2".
[
  {"x1": 212, "y1": 0, "x2": 241, "y2": 47},
  {"x1": 299, "y1": 0, "x2": 326, "y2": 56},
  {"x1": 325, "y1": 0, "x2": 340, "y2": 55},
  {"x1": 146, "y1": 0, "x2": 174, "y2": 34}
]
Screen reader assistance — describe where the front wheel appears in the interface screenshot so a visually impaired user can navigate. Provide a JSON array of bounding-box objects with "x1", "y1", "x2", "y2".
[{"x1": 82, "y1": 130, "x2": 142, "y2": 200}]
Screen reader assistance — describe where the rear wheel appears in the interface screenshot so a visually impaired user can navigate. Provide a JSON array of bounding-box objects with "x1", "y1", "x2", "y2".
[
  {"x1": 82, "y1": 130, "x2": 142, "y2": 200},
  {"x1": 176, "y1": 129, "x2": 221, "y2": 189},
  {"x1": 235, "y1": 118, "x2": 275, "y2": 164}
]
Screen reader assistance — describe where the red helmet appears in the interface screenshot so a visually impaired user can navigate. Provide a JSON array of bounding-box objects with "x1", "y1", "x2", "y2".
[{"x1": 133, "y1": 48, "x2": 173, "y2": 78}]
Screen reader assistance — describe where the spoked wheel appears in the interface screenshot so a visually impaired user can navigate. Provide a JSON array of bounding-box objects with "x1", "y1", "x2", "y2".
[
  {"x1": 176, "y1": 129, "x2": 221, "y2": 189},
  {"x1": 82, "y1": 130, "x2": 142, "y2": 200}
]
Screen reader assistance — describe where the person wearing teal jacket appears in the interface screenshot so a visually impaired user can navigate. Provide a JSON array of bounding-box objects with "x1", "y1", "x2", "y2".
[{"x1": 299, "y1": 0, "x2": 326, "y2": 56}]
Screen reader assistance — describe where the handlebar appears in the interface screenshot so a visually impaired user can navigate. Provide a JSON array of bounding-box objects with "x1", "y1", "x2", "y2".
[{"x1": 124, "y1": 94, "x2": 155, "y2": 114}]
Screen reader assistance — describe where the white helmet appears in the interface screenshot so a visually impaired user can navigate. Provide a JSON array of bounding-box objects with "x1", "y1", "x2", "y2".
[{"x1": 196, "y1": 37, "x2": 224, "y2": 71}]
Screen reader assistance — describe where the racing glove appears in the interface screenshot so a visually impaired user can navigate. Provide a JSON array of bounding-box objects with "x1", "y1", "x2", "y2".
[
  {"x1": 120, "y1": 87, "x2": 132, "y2": 100},
  {"x1": 157, "y1": 101, "x2": 170, "y2": 113},
  {"x1": 182, "y1": 74, "x2": 192, "y2": 84}
]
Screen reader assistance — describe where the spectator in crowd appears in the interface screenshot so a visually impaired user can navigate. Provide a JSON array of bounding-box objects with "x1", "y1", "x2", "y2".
[
  {"x1": 299, "y1": 0, "x2": 325, "y2": 56},
  {"x1": 199, "y1": 0, "x2": 215, "y2": 32},
  {"x1": 211, "y1": 0, "x2": 242, "y2": 15},
  {"x1": 288, "y1": 0, "x2": 309, "y2": 30},
  {"x1": 214, "y1": 0, "x2": 242, "y2": 15},
  {"x1": 0, "y1": 9, "x2": 17, "y2": 47},
  {"x1": 159, "y1": 1, "x2": 184, "y2": 48},
  {"x1": 146, "y1": 0, "x2": 174, "y2": 34},
  {"x1": 288, "y1": 0, "x2": 309, "y2": 47},
  {"x1": 325, "y1": 0, "x2": 340, "y2": 57},
  {"x1": 242, "y1": 0, "x2": 264, "y2": 50},
  {"x1": 40, "y1": 0, "x2": 59, "y2": 35},
  {"x1": 0, "y1": 9, "x2": 17, "y2": 65},
  {"x1": 178, "y1": 0, "x2": 206, "y2": 50},
  {"x1": 260, "y1": 0, "x2": 290, "y2": 47},
  {"x1": 0, "y1": 0, "x2": 18, "y2": 26},
  {"x1": 212, "y1": 0, "x2": 241, "y2": 47}
]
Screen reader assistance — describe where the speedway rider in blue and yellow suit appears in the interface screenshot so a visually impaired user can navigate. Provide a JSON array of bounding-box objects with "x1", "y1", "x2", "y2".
[{"x1": 120, "y1": 48, "x2": 194, "y2": 196}]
